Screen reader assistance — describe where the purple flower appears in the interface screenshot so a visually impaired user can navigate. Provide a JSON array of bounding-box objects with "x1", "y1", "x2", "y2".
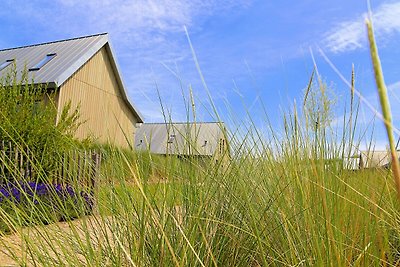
[
  {"x1": 0, "y1": 181, "x2": 93, "y2": 215},
  {"x1": 0, "y1": 188, "x2": 10, "y2": 198},
  {"x1": 36, "y1": 183, "x2": 48, "y2": 195},
  {"x1": 11, "y1": 187, "x2": 20, "y2": 196},
  {"x1": 55, "y1": 184, "x2": 62, "y2": 193},
  {"x1": 66, "y1": 185, "x2": 75, "y2": 197}
]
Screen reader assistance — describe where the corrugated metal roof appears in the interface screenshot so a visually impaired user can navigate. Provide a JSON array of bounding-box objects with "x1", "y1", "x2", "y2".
[
  {"x1": 134, "y1": 122, "x2": 226, "y2": 156},
  {"x1": 0, "y1": 33, "x2": 143, "y2": 122}
]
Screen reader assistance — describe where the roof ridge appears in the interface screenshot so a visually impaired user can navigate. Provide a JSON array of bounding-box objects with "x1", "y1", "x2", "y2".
[
  {"x1": 142, "y1": 122, "x2": 223, "y2": 125},
  {"x1": 0, "y1": 33, "x2": 108, "y2": 52}
]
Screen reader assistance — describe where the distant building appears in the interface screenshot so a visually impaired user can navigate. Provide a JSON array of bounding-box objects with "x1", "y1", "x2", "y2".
[
  {"x1": 135, "y1": 122, "x2": 229, "y2": 160},
  {"x1": 0, "y1": 33, "x2": 143, "y2": 147},
  {"x1": 359, "y1": 150, "x2": 392, "y2": 169},
  {"x1": 342, "y1": 156, "x2": 361, "y2": 170}
]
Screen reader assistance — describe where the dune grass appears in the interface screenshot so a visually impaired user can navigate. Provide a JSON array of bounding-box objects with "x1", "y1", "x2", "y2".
[{"x1": 2, "y1": 87, "x2": 399, "y2": 266}]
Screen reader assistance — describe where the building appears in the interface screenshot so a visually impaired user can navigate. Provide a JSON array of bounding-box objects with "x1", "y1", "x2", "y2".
[
  {"x1": 0, "y1": 33, "x2": 143, "y2": 147},
  {"x1": 342, "y1": 156, "x2": 361, "y2": 170},
  {"x1": 359, "y1": 150, "x2": 392, "y2": 169},
  {"x1": 134, "y1": 122, "x2": 229, "y2": 159}
]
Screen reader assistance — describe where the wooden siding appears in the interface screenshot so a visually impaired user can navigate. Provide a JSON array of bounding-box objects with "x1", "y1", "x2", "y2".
[
  {"x1": 57, "y1": 47, "x2": 137, "y2": 147},
  {"x1": 215, "y1": 134, "x2": 230, "y2": 167}
]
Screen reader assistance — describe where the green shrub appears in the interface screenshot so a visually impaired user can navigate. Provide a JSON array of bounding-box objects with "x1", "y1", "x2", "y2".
[{"x1": 0, "y1": 64, "x2": 81, "y2": 182}]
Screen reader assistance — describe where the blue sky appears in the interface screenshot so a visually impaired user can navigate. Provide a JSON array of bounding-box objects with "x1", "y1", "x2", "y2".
[{"x1": 1, "y1": 0, "x2": 400, "y2": 149}]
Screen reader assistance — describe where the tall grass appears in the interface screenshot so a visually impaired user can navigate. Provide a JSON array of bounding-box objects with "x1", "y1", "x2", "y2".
[
  {"x1": 1, "y1": 22, "x2": 400, "y2": 267},
  {"x1": 366, "y1": 17, "x2": 400, "y2": 200}
]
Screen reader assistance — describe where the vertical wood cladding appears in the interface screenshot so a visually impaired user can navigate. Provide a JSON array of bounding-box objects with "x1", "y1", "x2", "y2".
[{"x1": 58, "y1": 47, "x2": 137, "y2": 147}]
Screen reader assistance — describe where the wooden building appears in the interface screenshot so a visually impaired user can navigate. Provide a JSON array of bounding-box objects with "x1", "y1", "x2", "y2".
[
  {"x1": 134, "y1": 122, "x2": 230, "y2": 160},
  {"x1": 0, "y1": 33, "x2": 143, "y2": 147}
]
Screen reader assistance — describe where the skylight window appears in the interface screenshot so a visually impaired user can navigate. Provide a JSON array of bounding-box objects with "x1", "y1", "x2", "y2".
[
  {"x1": 0, "y1": 59, "x2": 14, "y2": 71},
  {"x1": 29, "y1": 53, "x2": 57, "y2": 71}
]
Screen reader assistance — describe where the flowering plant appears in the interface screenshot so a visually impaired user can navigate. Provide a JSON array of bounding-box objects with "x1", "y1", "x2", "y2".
[{"x1": 0, "y1": 181, "x2": 94, "y2": 232}]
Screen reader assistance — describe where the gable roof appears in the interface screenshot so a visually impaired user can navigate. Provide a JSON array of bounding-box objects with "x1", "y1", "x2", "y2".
[
  {"x1": 135, "y1": 122, "x2": 226, "y2": 156},
  {"x1": 0, "y1": 33, "x2": 143, "y2": 122}
]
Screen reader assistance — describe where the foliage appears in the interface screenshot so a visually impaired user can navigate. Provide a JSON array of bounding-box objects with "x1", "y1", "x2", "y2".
[
  {"x1": 0, "y1": 65, "x2": 94, "y2": 236},
  {"x1": 303, "y1": 77, "x2": 337, "y2": 133},
  {"x1": 0, "y1": 64, "x2": 81, "y2": 180}
]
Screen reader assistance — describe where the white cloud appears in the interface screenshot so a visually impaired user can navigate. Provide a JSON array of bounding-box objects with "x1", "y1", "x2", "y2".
[
  {"x1": 0, "y1": 0, "x2": 251, "y2": 60},
  {"x1": 37, "y1": 0, "x2": 250, "y2": 121},
  {"x1": 324, "y1": 1, "x2": 400, "y2": 53},
  {"x1": 50, "y1": 0, "x2": 251, "y2": 42},
  {"x1": 0, "y1": 0, "x2": 252, "y2": 121},
  {"x1": 358, "y1": 139, "x2": 389, "y2": 151},
  {"x1": 387, "y1": 81, "x2": 400, "y2": 109},
  {"x1": 388, "y1": 81, "x2": 400, "y2": 91}
]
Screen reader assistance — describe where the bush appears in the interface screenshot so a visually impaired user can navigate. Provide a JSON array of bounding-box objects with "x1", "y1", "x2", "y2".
[
  {"x1": 0, "y1": 64, "x2": 95, "y2": 234},
  {"x1": 0, "y1": 64, "x2": 81, "y2": 182}
]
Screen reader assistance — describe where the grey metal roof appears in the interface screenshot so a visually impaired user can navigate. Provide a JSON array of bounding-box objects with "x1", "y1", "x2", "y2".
[
  {"x1": 0, "y1": 33, "x2": 143, "y2": 122},
  {"x1": 135, "y1": 122, "x2": 226, "y2": 156}
]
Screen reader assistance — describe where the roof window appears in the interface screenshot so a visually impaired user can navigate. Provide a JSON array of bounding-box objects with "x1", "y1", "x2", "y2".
[
  {"x1": 0, "y1": 59, "x2": 14, "y2": 71},
  {"x1": 29, "y1": 53, "x2": 57, "y2": 71}
]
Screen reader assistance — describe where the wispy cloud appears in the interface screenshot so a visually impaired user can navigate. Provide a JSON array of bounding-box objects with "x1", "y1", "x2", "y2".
[
  {"x1": 17, "y1": 0, "x2": 251, "y2": 46},
  {"x1": 6, "y1": 0, "x2": 250, "y2": 121},
  {"x1": 323, "y1": 1, "x2": 400, "y2": 53},
  {"x1": 388, "y1": 80, "x2": 400, "y2": 91},
  {"x1": 387, "y1": 81, "x2": 400, "y2": 111}
]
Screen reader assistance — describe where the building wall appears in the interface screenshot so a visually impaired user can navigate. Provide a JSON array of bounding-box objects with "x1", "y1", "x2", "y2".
[
  {"x1": 359, "y1": 151, "x2": 391, "y2": 168},
  {"x1": 214, "y1": 132, "x2": 230, "y2": 166},
  {"x1": 135, "y1": 123, "x2": 230, "y2": 159},
  {"x1": 57, "y1": 46, "x2": 137, "y2": 147}
]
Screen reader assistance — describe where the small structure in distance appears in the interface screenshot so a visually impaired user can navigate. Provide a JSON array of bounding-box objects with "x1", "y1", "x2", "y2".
[
  {"x1": 134, "y1": 122, "x2": 229, "y2": 160},
  {"x1": 343, "y1": 150, "x2": 396, "y2": 170},
  {"x1": 359, "y1": 150, "x2": 392, "y2": 169}
]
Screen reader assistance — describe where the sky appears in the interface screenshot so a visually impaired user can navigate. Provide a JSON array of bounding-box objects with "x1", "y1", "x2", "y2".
[{"x1": 1, "y1": 0, "x2": 400, "y2": 149}]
